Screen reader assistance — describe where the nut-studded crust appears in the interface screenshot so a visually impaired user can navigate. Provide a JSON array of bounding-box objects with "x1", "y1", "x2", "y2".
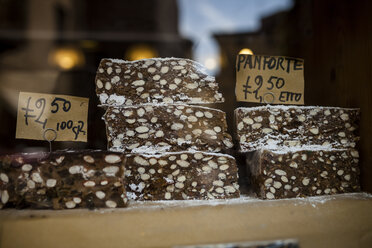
[
  {"x1": 235, "y1": 106, "x2": 359, "y2": 152},
  {"x1": 95, "y1": 58, "x2": 224, "y2": 106},
  {"x1": 125, "y1": 151, "x2": 240, "y2": 200},
  {"x1": 247, "y1": 148, "x2": 361, "y2": 199},
  {"x1": 104, "y1": 104, "x2": 234, "y2": 153},
  {"x1": 0, "y1": 150, "x2": 128, "y2": 209}
]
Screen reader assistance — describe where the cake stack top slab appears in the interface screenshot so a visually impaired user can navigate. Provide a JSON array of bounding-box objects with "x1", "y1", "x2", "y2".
[{"x1": 96, "y1": 58, "x2": 224, "y2": 106}]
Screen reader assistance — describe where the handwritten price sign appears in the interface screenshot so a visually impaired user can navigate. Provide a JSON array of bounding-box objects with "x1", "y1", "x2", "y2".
[
  {"x1": 16, "y1": 92, "x2": 89, "y2": 142},
  {"x1": 236, "y1": 54, "x2": 304, "y2": 105}
]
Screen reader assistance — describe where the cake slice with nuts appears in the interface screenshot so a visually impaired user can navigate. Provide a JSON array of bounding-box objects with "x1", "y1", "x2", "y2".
[
  {"x1": 0, "y1": 150, "x2": 128, "y2": 209},
  {"x1": 246, "y1": 148, "x2": 361, "y2": 199},
  {"x1": 125, "y1": 151, "x2": 240, "y2": 200},
  {"x1": 95, "y1": 58, "x2": 224, "y2": 106},
  {"x1": 235, "y1": 106, "x2": 359, "y2": 152},
  {"x1": 104, "y1": 104, "x2": 233, "y2": 154}
]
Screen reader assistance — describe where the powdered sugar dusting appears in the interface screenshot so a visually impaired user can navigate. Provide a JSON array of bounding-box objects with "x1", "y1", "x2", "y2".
[
  {"x1": 261, "y1": 145, "x2": 350, "y2": 154},
  {"x1": 107, "y1": 192, "x2": 372, "y2": 212},
  {"x1": 238, "y1": 135, "x2": 342, "y2": 153},
  {"x1": 164, "y1": 177, "x2": 174, "y2": 184},
  {"x1": 106, "y1": 57, "x2": 212, "y2": 78},
  {"x1": 130, "y1": 145, "x2": 172, "y2": 154},
  {"x1": 107, "y1": 146, "x2": 236, "y2": 160},
  {"x1": 106, "y1": 94, "x2": 126, "y2": 105},
  {"x1": 99, "y1": 93, "x2": 108, "y2": 104},
  {"x1": 0, "y1": 193, "x2": 369, "y2": 217},
  {"x1": 236, "y1": 105, "x2": 360, "y2": 112},
  {"x1": 101, "y1": 103, "x2": 226, "y2": 113},
  {"x1": 126, "y1": 150, "x2": 236, "y2": 160}
]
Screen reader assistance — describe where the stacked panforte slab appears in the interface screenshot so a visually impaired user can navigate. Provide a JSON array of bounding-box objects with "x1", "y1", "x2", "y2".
[
  {"x1": 0, "y1": 150, "x2": 128, "y2": 209},
  {"x1": 235, "y1": 105, "x2": 360, "y2": 199},
  {"x1": 96, "y1": 58, "x2": 239, "y2": 201}
]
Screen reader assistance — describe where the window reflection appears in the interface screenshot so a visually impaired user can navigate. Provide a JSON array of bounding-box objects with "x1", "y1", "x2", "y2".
[{"x1": 0, "y1": 0, "x2": 292, "y2": 153}]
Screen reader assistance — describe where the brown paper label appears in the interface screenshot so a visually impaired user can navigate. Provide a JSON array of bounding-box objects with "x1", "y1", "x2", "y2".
[
  {"x1": 236, "y1": 54, "x2": 304, "y2": 105},
  {"x1": 16, "y1": 92, "x2": 89, "y2": 142}
]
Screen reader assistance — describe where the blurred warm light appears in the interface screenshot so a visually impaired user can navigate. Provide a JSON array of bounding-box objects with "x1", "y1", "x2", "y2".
[
  {"x1": 239, "y1": 48, "x2": 254, "y2": 55},
  {"x1": 219, "y1": 52, "x2": 227, "y2": 68},
  {"x1": 49, "y1": 47, "x2": 85, "y2": 70},
  {"x1": 126, "y1": 44, "x2": 158, "y2": 61},
  {"x1": 205, "y1": 57, "x2": 217, "y2": 70}
]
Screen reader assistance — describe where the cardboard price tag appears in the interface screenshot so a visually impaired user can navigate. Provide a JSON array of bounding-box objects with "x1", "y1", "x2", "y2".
[
  {"x1": 236, "y1": 54, "x2": 304, "y2": 105},
  {"x1": 16, "y1": 92, "x2": 89, "y2": 142}
]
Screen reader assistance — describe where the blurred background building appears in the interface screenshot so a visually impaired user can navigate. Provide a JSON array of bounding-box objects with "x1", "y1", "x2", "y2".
[
  {"x1": 0, "y1": 0, "x2": 371, "y2": 192},
  {"x1": 0, "y1": 0, "x2": 192, "y2": 152},
  {"x1": 214, "y1": 0, "x2": 372, "y2": 192}
]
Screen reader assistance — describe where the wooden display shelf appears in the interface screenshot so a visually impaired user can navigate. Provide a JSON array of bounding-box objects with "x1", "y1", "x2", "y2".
[{"x1": 0, "y1": 193, "x2": 371, "y2": 248}]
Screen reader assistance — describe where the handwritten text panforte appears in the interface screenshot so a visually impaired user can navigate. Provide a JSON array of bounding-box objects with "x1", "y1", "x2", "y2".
[
  {"x1": 235, "y1": 54, "x2": 304, "y2": 105},
  {"x1": 237, "y1": 55, "x2": 303, "y2": 73}
]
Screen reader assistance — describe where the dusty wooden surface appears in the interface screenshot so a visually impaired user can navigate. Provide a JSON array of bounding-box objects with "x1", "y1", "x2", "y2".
[{"x1": 0, "y1": 193, "x2": 371, "y2": 248}]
